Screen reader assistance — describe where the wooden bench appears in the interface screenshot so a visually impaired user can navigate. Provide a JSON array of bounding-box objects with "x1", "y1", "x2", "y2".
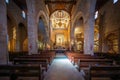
[
  {"x1": 31, "y1": 53, "x2": 55, "y2": 62},
  {"x1": 9, "y1": 52, "x2": 28, "y2": 61},
  {"x1": 13, "y1": 58, "x2": 49, "y2": 71},
  {"x1": 0, "y1": 64, "x2": 43, "y2": 80},
  {"x1": 77, "y1": 59, "x2": 113, "y2": 71},
  {"x1": 72, "y1": 55, "x2": 104, "y2": 65},
  {"x1": 88, "y1": 65, "x2": 120, "y2": 80},
  {"x1": 65, "y1": 52, "x2": 84, "y2": 61},
  {"x1": 17, "y1": 55, "x2": 52, "y2": 65}
]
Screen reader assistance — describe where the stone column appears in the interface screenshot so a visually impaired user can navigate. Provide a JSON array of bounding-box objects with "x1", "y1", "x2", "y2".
[
  {"x1": 70, "y1": 21, "x2": 75, "y2": 51},
  {"x1": 0, "y1": 0, "x2": 8, "y2": 64},
  {"x1": 118, "y1": 28, "x2": 120, "y2": 54},
  {"x1": 16, "y1": 28, "x2": 24, "y2": 52},
  {"x1": 84, "y1": 0, "x2": 96, "y2": 55},
  {"x1": 26, "y1": 0, "x2": 38, "y2": 54},
  {"x1": 70, "y1": 30, "x2": 75, "y2": 51},
  {"x1": 99, "y1": 14, "x2": 105, "y2": 52},
  {"x1": 15, "y1": 26, "x2": 21, "y2": 52}
]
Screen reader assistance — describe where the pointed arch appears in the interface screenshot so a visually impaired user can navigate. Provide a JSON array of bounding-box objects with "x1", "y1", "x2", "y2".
[
  {"x1": 7, "y1": 12, "x2": 18, "y2": 52},
  {"x1": 71, "y1": 11, "x2": 84, "y2": 39},
  {"x1": 36, "y1": 10, "x2": 49, "y2": 30}
]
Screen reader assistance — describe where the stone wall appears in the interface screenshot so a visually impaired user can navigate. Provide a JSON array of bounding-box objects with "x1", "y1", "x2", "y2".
[
  {"x1": 99, "y1": 0, "x2": 120, "y2": 35},
  {"x1": 7, "y1": 0, "x2": 27, "y2": 52},
  {"x1": 7, "y1": 0, "x2": 26, "y2": 26},
  {"x1": 98, "y1": 0, "x2": 120, "y2": 53}
]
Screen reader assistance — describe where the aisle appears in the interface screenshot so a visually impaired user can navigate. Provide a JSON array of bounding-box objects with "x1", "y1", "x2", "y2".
[{"x1": 44, "y1": 53, "x2": 84, "y2": 80}]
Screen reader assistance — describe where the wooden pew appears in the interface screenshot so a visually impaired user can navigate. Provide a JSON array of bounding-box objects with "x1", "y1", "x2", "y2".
[
  {"x1": 65, "y1": 52, "x2": 84, "y2": 61},
  {"x1": 72, "y1": 55, "x2": 104, "y2": 65},
  {"x1": 9, "y1": 52, "x2": 28, "y2": 61},
  {"x1": 9, "y1": 51, "x2": 55, "y2": 62},
  {"x1": 17, "y1": 55, "x2": 52, "y2": 65},
  {"x1": 13, "y1": 58, "x2": 48, "y2": 71},
  {"x1": 0, "y1": 64, "x2": 43, "y2": 80},
  {"x1": 77, "y1": 59, "x2": 113, "y2": 71},
  {"x1": 65, "y1": 51, "x2": 104, "y2": 65},
  {"x1": 31, "y1": 52, "x2": 55, "y2": 62},
  {"x1": 88, "y1": 65, "x2": 120, "y2": 80}
]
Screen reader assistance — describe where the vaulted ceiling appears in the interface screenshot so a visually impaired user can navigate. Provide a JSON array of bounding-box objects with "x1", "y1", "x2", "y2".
[
  {"x1": 13, "y1": 0, "x2": 109, "y2": 14},
  {"x1": 45, "y1": 0, "x2": 76, "y2": 14},
  {"x1": 13, "y1": 0, "x2": 27, "y2": 10}
]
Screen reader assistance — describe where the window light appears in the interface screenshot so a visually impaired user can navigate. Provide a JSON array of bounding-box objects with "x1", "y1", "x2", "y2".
[
  {"x1": 6, "y1": 0, "x2": 9, "y2": 4},
  {"x1": 22, "y1": 11, "x2": 26, "y2": 19},
  {"x1": 95, "y1": 11, "x2": 98, "y2": 19},
  {"x1": 113, "y1": 0, "x2": 118, "y2": 4}
]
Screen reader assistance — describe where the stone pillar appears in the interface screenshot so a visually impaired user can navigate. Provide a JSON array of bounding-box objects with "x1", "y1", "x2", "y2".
[
  {"x1": 15, "y1": 27, "x2": 24, "y2": 52},
  {"x1": 84, "y1": 0, "x2": 96, "y2": 55},
  {"x1": 0, "y1": 0, "x2": 8, "y2": 64},
  {"x1": 26, "y1": 0, "x2": 38, "y2": 54},
  {"x1": 99, "y1": 22, "x2": 103, "y2": 52},
  {"x1": 70, "y1": 31, "x2": 75, "y2": 51},
  {"x1": 70, "y1": 21, "x2": 75, "y2": 51},
  {"x1": 99, "y1": 14, "x2": 105, "y2": 52},
  {"x1": 118, "y1": 28, "x2": 120, "y2": 54},
  {"x1": 15, "y1": 26, "x2": 21, "y2": 52},
  {"x1": 72, "y1": 32, "x2": 75, "y2": 51}
]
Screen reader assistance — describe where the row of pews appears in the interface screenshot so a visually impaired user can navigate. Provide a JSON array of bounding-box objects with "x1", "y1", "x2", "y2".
[
  {"x1": 0, "y1": 51, "x2": 55, "y2": 80},
  {"x1": 65, "y1": 51, "x2": 120, "y2": 80}
]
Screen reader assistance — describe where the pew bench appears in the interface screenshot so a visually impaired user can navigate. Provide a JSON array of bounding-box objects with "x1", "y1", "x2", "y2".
[
  {"x1": 31, "y1": 53, "x2": 55, "y2": 63},
  {"x1": 88, "y1": 65, "x2": 120, "y2": 80},
  {"x1": 17, "y1": 55, "x2": 52, "y2": 65},
  {"x1": 72, "y1": 55, "x2": 104, "y2": 65},
  {"x1": 13, "y1": 58, "x2": 49, "y2": 71},
  {"x1": 66, "y1": 52, "x2": 84, "y2": 61},
  {"x1": 77, "y1": 59, "x2": 113, "y2": 71},
  {"x1": 0, "y1": 64, "x2": 43, "y2": 80}
]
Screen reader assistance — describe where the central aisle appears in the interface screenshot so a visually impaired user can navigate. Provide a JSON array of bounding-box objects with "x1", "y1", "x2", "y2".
[{"x1": 44, "y1": 53, "x2": 84, "y2": 80}]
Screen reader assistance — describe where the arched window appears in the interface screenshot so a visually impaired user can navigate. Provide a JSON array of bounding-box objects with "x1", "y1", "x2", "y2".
[
  {"x1": 50, "y1": 10, "x2": 70, "y2": 29},
  {"x1": 95, "y1": 11, "x2": 98, "y2": 19},
  {"x1": 113, "y1": 0, "x2": 118, "y2": 4},
  {"x1": 22, "y1": 11, "x2": 26, "y2": 19},
  {"x1": 6, "y1": 0, "x2": 9, "y2": 4}
]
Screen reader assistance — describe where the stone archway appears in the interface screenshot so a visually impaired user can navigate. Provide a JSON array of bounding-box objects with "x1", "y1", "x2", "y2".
[
  {"x1": 94, "y1": 26, "x2": 99, "y2": 52},
  {"x1": 105, "y1": 33, "x2": 118, "y2": 53},
  {"x1": 18, "y1": 23, "x2": 27, "y2": 51},
  {"x1": 38, "y1": 17, "x2": 47, "y2": 50},
  {"x1": 23, "y1": 38, "x2": 28, "y2": 51},
  {"x1": 71, "y1": 11, "x2": 84, "y2": 41},
  {"x1": 37, "y1": 10, "x2": 49, "y2": 34},
  {"x1": 37, "y1": 10, "x2": 49, "y2": 50},
  {"x1": 7, "y1": 13, "x2": 17, "y2": 52},
  {"x1": 50, "y1": 10, "x2": 70, "y2": 49},
  {"x1": 73, "y1": 17, "x2": 84, "y2": 52}
]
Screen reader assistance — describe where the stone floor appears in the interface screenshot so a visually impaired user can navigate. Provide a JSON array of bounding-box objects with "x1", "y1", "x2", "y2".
[{"x1": 44, "y1": 53, "x2": 84, "y2": 80}]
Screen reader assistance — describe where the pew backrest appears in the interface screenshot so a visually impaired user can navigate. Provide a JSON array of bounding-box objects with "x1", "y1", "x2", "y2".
[
  {"x1": 89, "y1": 65, "x2": 120, "y2": 80},
  {"x1": 78, "y1": 59, "x2": 113, "y2": 71},
  {"x1": 0, "y1": 64, "x2": 42, "y2": 80},
  {"x1": 13, "y1": 58, "x2": 48, "y2": 71}
]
